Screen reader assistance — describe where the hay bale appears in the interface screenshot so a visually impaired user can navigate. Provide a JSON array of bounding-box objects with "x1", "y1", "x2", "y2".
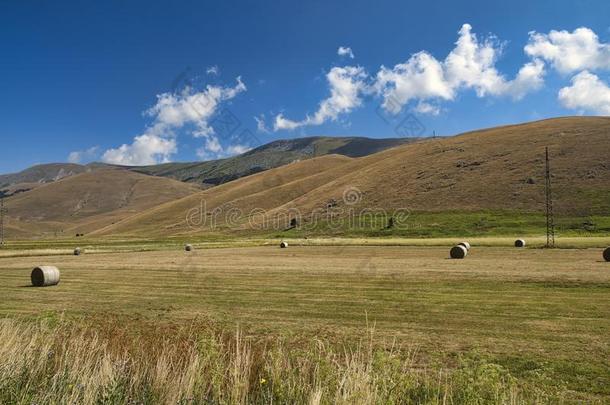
[
  {"x1": 514, "y1": 239, "x2": 526, "y2": 248},
  {"x1": 185, "y1": 244, "x2": 193, "y2": 252},
  {"x1": 450, "y1": 245, "x2": 468, "y2": 259},
  {"x1": 74, "y1": 247, "x2": 82, "y2": 256},
  {"x1": 31, "y1": 266, "x2": 60, "y2": 287},
  {"x1": 280, "y1": 241, "x2": 288, "y2": 248},
  {"x1": 604, "y1": 247, "x2": 610, "y2": 262},
  {"x1": 457, "y1": 241, "x2": 471, "y2": 250}
]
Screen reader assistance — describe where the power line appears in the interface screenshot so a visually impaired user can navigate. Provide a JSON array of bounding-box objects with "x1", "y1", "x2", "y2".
[{"x1": 545, "y1": 147, "x2": 555, "y2": 248}]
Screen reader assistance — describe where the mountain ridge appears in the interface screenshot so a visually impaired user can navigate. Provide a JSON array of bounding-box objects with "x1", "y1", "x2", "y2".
[
  {"x1": 3, "y1": 117, "x2": 609, "y2": 239},
  {"x1": 0, "y1": 136, "x2": 410, "y2": 195}
]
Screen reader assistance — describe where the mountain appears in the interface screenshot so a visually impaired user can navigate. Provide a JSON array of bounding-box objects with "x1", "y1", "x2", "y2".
[
  {"x1": 0, "y1": 137, "x2": 410, "y2": 196},
  {"x1": 0, "y1": 163, "x2": 92, "y2": 197},
  {"x1": 4, "y1": 169, "x2": 201, "y2": 237},
  {"x1": 93, "y1": 117, "x2": 610, "y2": 238},
  {"x1": 124, "y1": 136, "x2": 412, "y2": 185}
]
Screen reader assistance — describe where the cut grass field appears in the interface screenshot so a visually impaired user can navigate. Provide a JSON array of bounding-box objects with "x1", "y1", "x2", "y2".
[{"x1": 1, "y1": 242, "x2": 609, "y2": 402}]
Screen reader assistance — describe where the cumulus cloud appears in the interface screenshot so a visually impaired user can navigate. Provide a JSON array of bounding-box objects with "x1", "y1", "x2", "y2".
[
  {"x1": 505, "y1": 59, "x2": 546, "y2": 99},
  {"x1": 375, "y1": 24, "x2": 546, "y2": 114},
  {"x1": 272, "y1": 24, "x2": 547, "y2": 131},
  {"x1": 338, "y1": 46, "x2": 355, "y2": 59},
  {"x1": 523, "y1": 26, "x2": 610, "y2": 116},
  {"x1": 102, "y1": 134, "x2": 177, "y2": 166},
  {"x1": 525, "y1": 27, "x2": 610, "y2": 74},
  {"x1": 558, "y1": 71, "x2": 610, "y2": 115},
  {"x1": 375, "y1": 51, "x2": 453, "y2": 114},
  {"x1": 413, "y1": 101, "x2": 441, "y2": 116},
  {"x1": 273, "y1": 113, "x2": 302, "y2": 131},
  {"x1": 102, "y1": 77, "x2": 247, "y2": 165},
  {"x1": 273, "y1": 66, "x2": 368, "y2": 130},
  {"x1": 67, "y1": 146, "x2": 99, "y2": 164},
  {"x1": 145, "y1": 77, "x2": 246, "y2": 138}
]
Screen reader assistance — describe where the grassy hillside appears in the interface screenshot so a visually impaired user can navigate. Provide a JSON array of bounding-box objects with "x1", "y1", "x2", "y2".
[
  {"x1": 4, "y1": 169, "x2": 201, "y2": 238},
  {"x1": 3, "y1": 117, "x2": 608, "y2": 240},
  {"x1": 96, "y1": 117, "x2": 610, "y2": 238},
  {"x1": 91, "y1": 154, "x2": 353, "y2": 236}
]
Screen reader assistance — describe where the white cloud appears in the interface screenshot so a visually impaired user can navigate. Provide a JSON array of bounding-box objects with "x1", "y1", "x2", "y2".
[
  {"x1": 338, "y1": 46, "x2": 355, "y2": 59},
  {"x1": 413, "y1": 101, "x2": 441, "y2": 116},
  {"x1": 102, "y1": 77, "x2": 247, "y2": 165},
  {"x1": 375, "y1": 24, "x2": 546, "y2": 114},
  {"x1": 273, "y1": 66, "x2": 368, "y2": 130},
  {"x1": 254, "y1": 114, "x2": 270, "y2": 133},
  {"x1": 443, "y1": 24, "x2": 508, "y2": 96},
  {"x1": 196, "y1": 140, "x2": 251, "y2": 160},
  {"x1": 67, "y1": 146, "x2": 99, "y2": 164},
  {"x1": 273, "y1": 114, "x2": 302, "y2": 131},
  {"x1": 375, "y1": 51, "x2": 453, "y2": 114},
  {"x1": 558, "y1": 70, "x2": 610, "y2": 115},
  {"x1": 206, "y1": 65, "x2": 220, "y2": 75},
  {"x1": 145, "y1": 76, "x2": 246, "y2": 138},
  {"x1": 504, "y1": 59, "x2": 546, "y2": 99},
  {"x1": 226, "y1": 144, "x2": 252, "y2": 155},
  {"x1": 525, "y1": 27, "x2": 610, "y2": 74},
  {"x1": 102, "y1": 134, "x2": 177, "y2": 166},
  {"x1": 67, "y1": 152, "x2": 81, "y2": 164},
  {"x1": 273, "y1": 24, "x2": 546, "y2": 129}
]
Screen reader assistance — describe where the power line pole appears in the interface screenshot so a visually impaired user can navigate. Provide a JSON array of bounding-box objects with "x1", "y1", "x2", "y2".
[
  {"x1": 545, "y1": 147, "x2": 555, "y2": 248},
  {"x1": 0, "y1": 196, "x2": 6, "y2": 247}
]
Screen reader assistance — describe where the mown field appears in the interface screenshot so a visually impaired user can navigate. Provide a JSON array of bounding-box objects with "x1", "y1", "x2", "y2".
[{"x1": 0, "y1": 242, "x2": 609, "y2": 403}]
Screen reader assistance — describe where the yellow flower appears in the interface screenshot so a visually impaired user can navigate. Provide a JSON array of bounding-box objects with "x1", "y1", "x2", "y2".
[{"x1": 259, "y1": 378, "x2": 267, "y2": 385}]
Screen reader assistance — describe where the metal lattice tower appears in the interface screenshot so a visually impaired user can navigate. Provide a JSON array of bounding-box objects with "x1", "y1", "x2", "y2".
[
  {"x1": 0, "y1": 197, "x2": 6, "y2": 247},
  {"x1": 545, "y1": 147, "x2": 555, "y2": 248}
]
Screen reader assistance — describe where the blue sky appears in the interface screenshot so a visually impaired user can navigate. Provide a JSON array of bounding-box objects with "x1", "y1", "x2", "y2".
[{"x1": 1, "y1": 0, "x2": 609, "y2": 173}]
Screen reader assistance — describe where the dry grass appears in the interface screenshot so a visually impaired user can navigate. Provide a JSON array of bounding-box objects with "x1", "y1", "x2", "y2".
[
  {"x1": 269, "y1": 236, "x2": 610, "y2": 248},
  {"x1": 4, "y1": 169, "x2": 201, "y2": 238},
  {"x1": 0, "y1": 245, "x2": 609, "y2": 402},
  {"x1": 95, "y1": 117, "x2": 610, "y2": 238},
  {"x1": 0, "y1": 316, "x2": 554, "y2": 404},
  {"x1": 1, "y1": 235, "x2": 608, "y2": 259}
]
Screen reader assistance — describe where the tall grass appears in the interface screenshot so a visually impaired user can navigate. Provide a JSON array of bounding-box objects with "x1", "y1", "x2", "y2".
[{"x1": 0, "y1": 317, "x2": 563, "y2": 404}]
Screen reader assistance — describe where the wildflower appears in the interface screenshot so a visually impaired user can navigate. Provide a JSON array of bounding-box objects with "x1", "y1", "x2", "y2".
[{"x1": 260, "y1": 378, "x2": 267, "y2": 385}]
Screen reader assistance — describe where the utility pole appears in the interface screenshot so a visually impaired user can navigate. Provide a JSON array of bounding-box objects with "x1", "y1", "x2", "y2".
[
  {"x1": 0, "y1": 196, "x2": 6, "y2": 247},
  {"x1": 545, "y1": 147, "x2": 555, "y2": 248}
]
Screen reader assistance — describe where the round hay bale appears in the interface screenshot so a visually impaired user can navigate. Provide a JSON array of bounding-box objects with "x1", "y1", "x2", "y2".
[
  {"x1": 603, "y1": 247, "x2": 610, "y2": 262},
  {"x1": 74, "y1": 247, "x2": 82, "y2": 256},
  {"x1": 514, "y1": 239, "x2": 526, "y2": 248},
  {"x1": 450, "y1": 245, "x2": 468, "y2": 259},
  {"x1": 185, "y1": 244, "x2": 193, "y2": 252},
  {"x1": 457, "y1": 241, "x2": 471, "y2": 251},
  {"x1": 31, "y1": 266, "x2": 61, "y2": 287},
  {"x1": 280, "y1": 241, "x2": 288, "y2": 248}
]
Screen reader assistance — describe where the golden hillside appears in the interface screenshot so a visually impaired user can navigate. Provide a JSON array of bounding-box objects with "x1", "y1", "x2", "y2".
[
  {"x1": 4, "y1": 169, "x2": 201, "y2": 238},
  {"x1": 94, "y1": 117, "x2": 610, "y2": 237}
]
